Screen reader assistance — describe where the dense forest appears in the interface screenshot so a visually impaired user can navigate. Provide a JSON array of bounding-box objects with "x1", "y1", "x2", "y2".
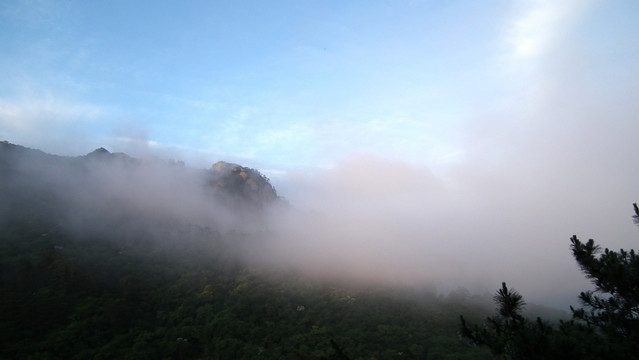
[
  {"x1": 0, "y1": 142, "x2": 498, "y2": 359},
  {"x1": 1, "y1": 217, "x2": 498, "y2": 359}
]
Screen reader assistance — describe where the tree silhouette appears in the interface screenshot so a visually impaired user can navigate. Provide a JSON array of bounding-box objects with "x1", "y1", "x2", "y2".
[
  {"x1": 460, "y1": 283, "x2": 553, "y2": 359},
  {"x1": 569, "y1": 203, "x2": 639, "y2": 355},
  {"x1": 461, "y1": 203, "x2": 639, "y2": 359}
]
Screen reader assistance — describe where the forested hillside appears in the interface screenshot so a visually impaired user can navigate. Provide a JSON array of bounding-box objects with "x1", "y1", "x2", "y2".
[
  {"x1": 0, "y1": 143, "x2": 496, "y2": 359},
  {"x1": 0, "y1": 219, "x2": 499, "y2": 359}
]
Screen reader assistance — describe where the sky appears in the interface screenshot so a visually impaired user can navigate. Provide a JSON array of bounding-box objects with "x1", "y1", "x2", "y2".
[{"x1": 1, "y1": 0, "x2": 639, "y2": 306}]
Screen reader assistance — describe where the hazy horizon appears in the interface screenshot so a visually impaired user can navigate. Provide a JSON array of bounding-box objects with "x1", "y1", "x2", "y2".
[{"x1": 2, "y1": 142, "x2": 637, "y2": 311}]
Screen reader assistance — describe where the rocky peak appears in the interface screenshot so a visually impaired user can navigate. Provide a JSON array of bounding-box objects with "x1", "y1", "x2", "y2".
[{"x1": 209, "y1": 161, "x2": 278, "y2": 207}]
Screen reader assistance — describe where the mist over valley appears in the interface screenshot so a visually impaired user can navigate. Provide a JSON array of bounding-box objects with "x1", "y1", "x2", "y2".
[{"x1": 2, "y1": 140, "x2": 622, "y2": 306}]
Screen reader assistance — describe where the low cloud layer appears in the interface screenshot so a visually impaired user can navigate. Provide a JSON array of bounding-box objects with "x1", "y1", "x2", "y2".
[
  {"x1": 261, "y1": 149, "x2": 638, "y2": 307},
  {"x1": 2, "y1": 128, "x2": 637, "y2": 310}
]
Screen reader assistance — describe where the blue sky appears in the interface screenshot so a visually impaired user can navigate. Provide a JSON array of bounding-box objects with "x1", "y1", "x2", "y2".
[
  {"x1": 2, "y1": 0, "x2": 639, "y2": 304},
  {"x1": 0, "y1": 1, "x2": 595, "y2": 167}
]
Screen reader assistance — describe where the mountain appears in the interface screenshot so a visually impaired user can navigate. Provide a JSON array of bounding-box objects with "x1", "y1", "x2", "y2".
[
  {"x1": 0, "y1": 141, "x2": 496, "y2": 360},
  {"x1": 0, "y1": 141, "x2": 280, "y2": 230}
]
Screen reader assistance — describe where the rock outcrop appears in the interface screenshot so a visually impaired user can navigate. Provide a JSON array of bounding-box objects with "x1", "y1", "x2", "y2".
[{"x1": 208, "y1": 161, "x2": 278, "y2": 208}]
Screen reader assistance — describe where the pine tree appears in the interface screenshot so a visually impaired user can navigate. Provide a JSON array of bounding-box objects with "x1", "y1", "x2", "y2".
[
  {"x1": 569, "y1": 203, "x2": 639, "y2": 356},
  {"x1": 460, "y1": 283, "x2": 554, "y2": 360},
  {"x1": 460, "y1": 203, "x2": 639, "y2": 359}
]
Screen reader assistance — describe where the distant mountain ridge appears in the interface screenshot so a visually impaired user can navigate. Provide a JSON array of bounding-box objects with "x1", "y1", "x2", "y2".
[{"x1": 0, "y1": 141, "x2": 279, "y2": 230}]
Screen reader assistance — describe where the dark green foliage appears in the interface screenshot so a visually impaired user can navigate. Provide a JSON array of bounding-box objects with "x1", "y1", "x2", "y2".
[
  {"x1": 460, "y1": 283, "x2": 556, "y2": 360},
  {"x1": 460, "y1": 284, "x2": 618, "y2": 360},
  {"x1": 1, "y1": 219, "x2": 494, "y2": 360},
  {"x1": 568, "y1": 206, "x2": 639, "y2": 356},
  {"x1": 460, "y1": 204, "x2": 639, "y2": 359}
]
